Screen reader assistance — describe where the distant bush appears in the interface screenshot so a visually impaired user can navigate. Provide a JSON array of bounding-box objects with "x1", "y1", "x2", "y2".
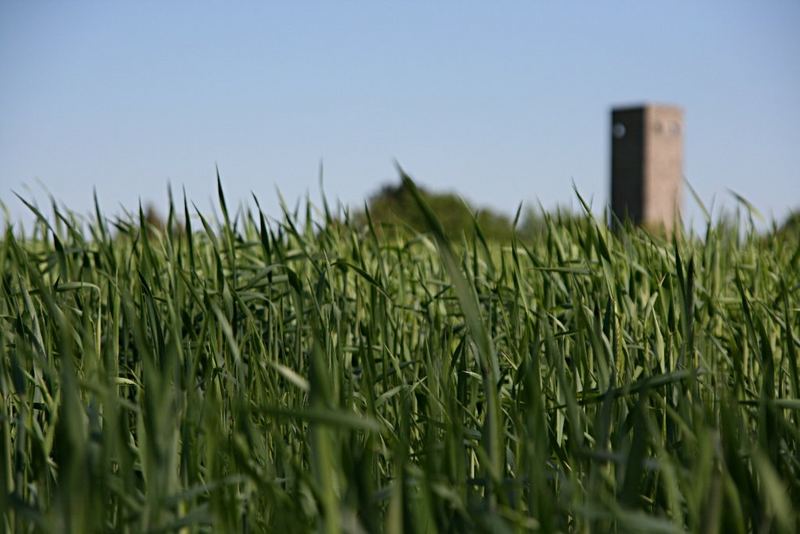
[
  {"x1": 358, "y1": 180, "x2": 579, "y2": 242},
  {"x1": 357, "y1": 181, "x2": 508, "y2": 241},
  {"x1": 777, "y1": 209, "x2": 800, "y2": 240}
]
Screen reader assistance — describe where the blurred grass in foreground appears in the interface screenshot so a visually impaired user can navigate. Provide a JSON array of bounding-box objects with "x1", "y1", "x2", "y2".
[{"x1": 1, "y1": 172, "x2": 799, "y2": 533}]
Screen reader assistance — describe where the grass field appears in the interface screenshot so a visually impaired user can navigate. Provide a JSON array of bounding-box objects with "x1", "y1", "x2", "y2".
[{"x1": 2, "y1": 173, "x2": 799, "y2": 532}]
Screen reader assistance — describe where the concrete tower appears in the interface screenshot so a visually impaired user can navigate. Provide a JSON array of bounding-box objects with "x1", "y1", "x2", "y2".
[{"x1": 610, "y1": 104, "x2": 684, "y2": 230}]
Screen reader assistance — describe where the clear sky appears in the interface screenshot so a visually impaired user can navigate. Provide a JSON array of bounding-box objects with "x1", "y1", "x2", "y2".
[{"x1": 2, "y1": 1, "x2": 799, "y2": 229}]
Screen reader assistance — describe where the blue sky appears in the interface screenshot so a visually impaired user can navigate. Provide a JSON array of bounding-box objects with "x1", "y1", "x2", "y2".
[{"x1": 1, "y1": 1, "x2": 799, "y2": 229}]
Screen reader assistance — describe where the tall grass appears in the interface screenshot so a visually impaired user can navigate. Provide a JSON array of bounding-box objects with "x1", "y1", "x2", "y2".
[{"x1": 1, "y1": 174, "x2": 799, "y2": 532}]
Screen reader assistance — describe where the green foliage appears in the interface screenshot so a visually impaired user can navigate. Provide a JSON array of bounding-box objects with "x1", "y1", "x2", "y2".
[
  {"x1": 360, "y1": 180, "x2": 517, "y2": 242},
  {"x1": 1, "y1": 174, "x2": 799, "y2": 532},
  {"x1": 776, "y1": 209, "x2": 800, "y2": 241}
]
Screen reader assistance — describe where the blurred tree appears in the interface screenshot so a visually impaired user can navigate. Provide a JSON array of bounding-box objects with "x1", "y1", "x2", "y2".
[
  {"x1": 356, "y1": 180, "x2": 586, "y2": 243},
  {"x1": 780, "y1": 210, "x2": 800, "y2": 231},
  {"x1": 776, "y1": 209, "x2": 800, "y2": 241},
  {"x1": 359, "y1": 181, "x2": 516, "y2": 241}
]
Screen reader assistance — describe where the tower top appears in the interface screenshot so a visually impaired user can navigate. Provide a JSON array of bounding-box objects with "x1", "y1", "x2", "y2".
[{"x1": 611, "y1": 102, "x2": 683, "y2": 113}]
